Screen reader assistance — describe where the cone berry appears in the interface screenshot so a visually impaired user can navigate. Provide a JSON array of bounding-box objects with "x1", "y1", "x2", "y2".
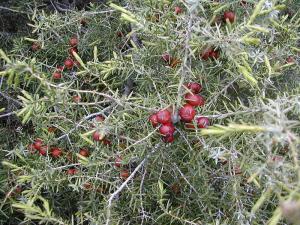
[
  {"x1": 179, "y1": 104, "x2": 196, "y2": 122},
  {"x1": 51, "y1": 147, "x2": 62, "y2": 158},
  {"x1": 159, "y1": 124, "x2": 175, "y2": 136},
  {"x1": 69, "y1": 37, "x2": 78, "y2": 47},
  {"x1": 185, "y1": 93, "x2": 205, "y2": 107},
  {"x1": 79, "y1": 148, "x2": 89, "y2": 157},
  {"x1": 149, "y1": 113, "x2": 159, "y2": 127},
  {"x1": 224, "y1": 11, "x2": 236, "y2": 23},
  {"x1": 156, "y1": 109, "x2": 172, "y2": 124},
  {"x1": 196, "y1": 117, "x2": 210, "y2": 128},
  {"x1": 64, "y1": 58, "x2": 74, "y2": 70},
  {"x1": 115, "y1": 156, "x2": 122, "y2": 167},
  {"x1": 185, "y1": 82, "x2": 202, "y2": 94}
]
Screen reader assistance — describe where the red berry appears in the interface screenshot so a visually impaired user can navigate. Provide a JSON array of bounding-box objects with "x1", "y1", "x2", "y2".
[
  {"x1": 50, "y1": 147, "x2": 62, "y2": 158},
  {"x1": 31, "y1": 43, "x2": 40, "y2": 51},
  {"x1": 69, "y1": 37, "x2": 78, "y2": 47},
  {"x1": 102, "y1": 139, "x2": 112, "y2": 146},
  {"x1": 64, "y1": 58, "x2": 74, "y2": 70},
  {"x1": 93, "y1": 131, "x2": 101, "y2": 141},
  {"x1": 120, "y1": 169, "x2": 129, "y2": 179},
  {"x1": 159, "y1": 124, "x2": 175, "y2": 136},
  {"x1": 39, "y1": 146, "x2": 48, "y2": 156},
  {"x1": 224, "y1": 11, "x2": 236, "y2": 23},
  {"x1": 286, "y1": 56, "x2": 294, "y2": 63},
  {"x1": 162, "y1": 53, "x2": 171, "y2": 63},
  {"x1": 67, "y1": 168, "x2": 77, "y2": 175},
  {"x1": 56, "y1": 66, "x2": 64, "y2": 72},
  {"x1": 185, "y1": 82, "x2": 202, "y2": 94},
  {"x1": 95, "y1": 115, "x2": 105, "y2": 122},
  {"x1": 117, "y1": 31, "x2": 124, "y2": 37},
  {"x1": 196, "y1": 117, "x2": 210, "y2": 128},
  {"x1": 162, "y1": 135, "x2": 175, "y2": 143},
  {"x1": 185, "y1": 93, "x2": 205, "y2": 107},
  {"x1": 156, "y1": 109, "x2": 172, "y2": 124},
  {"x1": 79, "y1": 148, "x2": 89, "y2": 157},
  {"x1": 53, "y1": 72, "x2": 62, "y2": 80},
  {"x1": 73, "y1": 95, "x2": 81, "y2": 103},
  {"x1": 149, "y1": 113, "x2": 159, "y2": 127},
  {"x1": 179, "y1": 104, "x2": 196, "y2": 122},
  {"x1": 201, "y1": 48, "x2": 213, "y2": 60},
  {"x1": 115, "y1": 156, "x2": 122, "y2": 167},
  {"x1": 175, "y1": 6, "x2": 183, "y2": 15},
  {"x1": 69, "y1": 47, "x2": 78, "y2": 56},
  {"x1": 210, "y1": 50, "x2": 220, "y2": 59},
  {"x1": 33, "y1": 139, "x2": 43, "y2": 150}
]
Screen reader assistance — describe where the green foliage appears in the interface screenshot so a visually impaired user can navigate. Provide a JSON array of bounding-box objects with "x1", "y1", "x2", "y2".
[{"x1": 0, "y1": 0, "x2": 300, "y2": 225}]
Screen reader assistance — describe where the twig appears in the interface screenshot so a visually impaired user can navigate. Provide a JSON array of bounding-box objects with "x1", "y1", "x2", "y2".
[
  {"x1": 105, "y1": 143, "x2": 161, "y2": 225},
  {"x1": 0, "y1": 112, "x2": 15, "y2": 119}
]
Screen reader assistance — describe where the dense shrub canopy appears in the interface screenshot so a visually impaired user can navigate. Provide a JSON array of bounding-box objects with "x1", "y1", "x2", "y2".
[{"x1": 0, "y1": 0, "x2": 300, "y2": 224}]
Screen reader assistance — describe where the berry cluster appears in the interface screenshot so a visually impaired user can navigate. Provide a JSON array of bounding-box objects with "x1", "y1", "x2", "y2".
[
  {"x1": 52, "y1": 36, "x2": 80, "y2": 80},
  {"x1": 114, "y1": 155, "x2": 130, "y2": 180},
  {"x1": 149, "y1": 82, "x2": 210, "y2": 143}
]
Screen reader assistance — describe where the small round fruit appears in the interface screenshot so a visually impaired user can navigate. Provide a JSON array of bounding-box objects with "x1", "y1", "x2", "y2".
[
  {"x1": 185, "y1": 93, "x2": 205, "y2": 107},
  {"x1": 201, "y1": 48, "x2": 213, "y2": 60},
  {"x1": 39, "y1": 146, "x2": 48, "y2": 156},
  {"x1": 51, "y1": 147, "x2": 62, "y2": 158},
  {"x1": 31, "y1": 43, "x2": 40, "y2": 51},
  {"x1": 64, "y1": 58, "x2": 74, "y2": 70},
  {"x1": 95, "y1": 115, "x2": 105, "y2": 122},
  {"x1": 178, "y1": 104, "x2": 196, "y2": 122},
  {"x1": 53, "y1": 72, "x2": 62, "y2": 80},
  {"x1": 67, "y1": 168, "x2": 77, "y2": 175},
  {"x1": 27, "y1": 144, "x2": 36, "y2": 154},
  {"x1": 224, "y1": 11, "x2": 236, "y2": 23},
  {"x1": 69, "y1": 47, "x2": 78, "y2": 56},
  {"x1": 93, "y1": 131, "x2": 101, "y2": 141},
  {"x1": 159, "y1": 124, "x2": 175, "y2": 136},
  {"x1": 73, "y1": 95, "x2": 81, "y2": 103},
  {"x1": 79, "y1": 148, "x2": 89, "y2": 157},
  {"x1": 69, "y1": 37, "x2": 78, "y2": 47},
  {"x1": 33, "y1": 139, "x2": 43, "y2": 150},
  {"x1": 162, "y1": 53, "x2": 171, "y2": 63},
  {"x1": 115, "y1": 156, "x2": 122, "y2": 167},
  {"x1": 185, "y1": 82, "x2": 202, "y2": 94},
  {"x1": 120, "y1": 169, "x2": 129, "y2": 179},
  {"x1": 162, "y1": 135, "x2": 174, "y2": 143},
  {"x1": 210, "y1": 50, "x2": 220, "y2": 59},
  {"x1": 156, "y1": 109, "x2": 172, "y2": 124},
  {"x1": 196, "y1": 117, "x2": 210, "y2": 128},
  {"x1": 175, "y1": 6, "x2": 183, "y2": 15},
  {"x1": 149, "y1": 113, "x2": 159, "y2": 127}
]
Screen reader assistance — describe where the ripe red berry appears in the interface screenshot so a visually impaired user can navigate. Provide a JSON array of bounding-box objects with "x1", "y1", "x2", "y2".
[
  {"x1": 162, "y1": 135, "x2": 175, "y2": 143},
  {"x1": 210, "y1": 50, "x2": 220, "y2": 59},
  {"x1": 120, "y1": 169, "x2": 129, "y2": 179},
  {"x1": 162, "y1": 53, "x2": 171, "y2": 63},
  {"x1": 175, "y1": 6, "x2": 183, "y2": 15},
  {"x1": 39, "y1": 146, "x2": 48, "y2": 156},
  {"x1": 156, "y1": 109, "x2": 172, "y2": 124},
  {"x1": 224, "y1": 11, "x2": 236, "y2": 23},
  {"x1": 179, "y1": 104, "x2": 196, "y2": 122},
  {"x1": 185, "y1": 93, "x2": 205, "y2": 107},
  {"x1": 73, "y1": 95, "x2": 81, "y2": 103},
  {"x1": 159, "y1": 124, "x2": 175, "y2": 136},
  {"x1": 53, "y1": 72, "x2": 62, "y2": 80},
  {"x1": 33, "y1": 139, "x2": 43, "y2": 150},
  {"x1": 93, "y1": 131, "x2": 101, "y2": 141},
  {"x1": 31, "y1": 43, "x2": 40, "y2": 51},
  {"x1": 69, "y1": 37, "x2": 78, "y2": 47},
  {"x1": 149, "y1": 113, "x2": 159, "y2": 127},
  {"x1": 95, "y1": 115, "x2": 105, "y2": 122},
  {"x1": 67, "y1": 168, "x2": 77, "y2": 175},
  {"x1": 50, "y1": 147, "x2": 62, "y2": 158},
  {"x1": 79, "y1": 148, "x2": 89, "y2": 157},
  {"x1": 196, "y1": 117, "x2": 210, "y2": 128},
  {"x1": 286, "y1": 56, "x2": 294, "y2": 63},
  {"x1": 114, "y1": 156, "x2": 122, "y2": 167},
  {"x1": 69, "y1": 47, "x2": 78, "y2": 56},
  {"x1": 102, "y1": 139, "x2": 112, "y2": 146},
  {"x1": 201, "y1": 48, "x2": 213, "y2": 60},
  {"x1": 185, "y1": 82, "x2": 202, "y2": 94},
  {"x1": 64, "y1": 58, "x2": 74, "y2": 70}
]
